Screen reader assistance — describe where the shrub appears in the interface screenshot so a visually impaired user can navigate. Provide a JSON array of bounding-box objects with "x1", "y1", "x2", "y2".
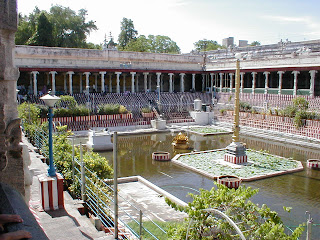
[
  {"x1": 54, "y1": 107, "x2": 72, "y2": 117},
  {"x1": 141, "y1": 107, "x2": 152, "y2": 113},
  {"x1": 239, "y1": 101, "x2": 251, "y2": 112},
  {"x1": 292, "y1": 97, "x2": 309, "y2": 111},
  {"x1": 119, "y1": 105, "x2": 128, "y2": 114},
  {"x1": 283, "y1": 105, "x2": 297, "y2": 118},
  {"x1": 97, "y1": 104, "x2": 128, "y2": 115},
  {"x1": 56, "y1": 95, "x2": 77, "y2": 109},
  {"x1": 166, "y1": 183, "x2": 305, "y2": 240}
]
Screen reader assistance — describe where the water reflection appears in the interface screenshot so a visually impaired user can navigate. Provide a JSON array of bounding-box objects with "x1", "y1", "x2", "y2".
[{"x1": 93, "y1": 132, "x2": 320, "y2": 235}]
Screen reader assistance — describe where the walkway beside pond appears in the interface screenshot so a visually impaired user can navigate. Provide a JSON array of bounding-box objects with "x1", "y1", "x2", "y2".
[{"x1": 113, "y1": 176, "x2": 188, "y2": 224}]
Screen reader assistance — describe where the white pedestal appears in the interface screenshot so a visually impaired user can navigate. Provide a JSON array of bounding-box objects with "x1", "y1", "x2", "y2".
[
  {"x1": 150, "y1": 119, "x2": 166, "y2": 130},
  {"x1": 189, "y1": 111, "x2": 214, "y2": 125},
  {"x1": 87, "y1": 129, "x2": 113, "y2": 151}
]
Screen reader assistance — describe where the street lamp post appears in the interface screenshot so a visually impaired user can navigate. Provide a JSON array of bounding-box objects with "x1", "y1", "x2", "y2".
[
  {"x1": 41, "y1": 92, "x2": 60, "y2": 177},
  {"x1": 224, "y1": 53, "x2": 247, "y2": 164}
]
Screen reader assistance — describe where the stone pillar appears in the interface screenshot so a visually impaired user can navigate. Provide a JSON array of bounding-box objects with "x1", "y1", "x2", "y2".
[
  {"x1": 148, "y1": 74, "x2": 152, "y2": 91},
  {"x1": 277, "y1": 71, "x2": 284, "y2": 95},
  {"x1": 122, "y1": 74, "x2": 126, "y2": 93},
  {"x1": 0, "y1": 0, "x2": 27, "y2": 195},
  {"x1": 99, "y1": 71, "x2": 106, "y2": 93},
  {"x1": 49, "y1": 71, "x2": 57, "y2": 95},
  {"x1": 131, "y1": 72, "x2": 136, "y2": 93},
  {"x1": 202, "y1": 74, "x2": 206, "y2": 92},
  {"x1": 109, "y1": 74, "x2": 113, "y2": 93},
  {"x1": 31, "y1": 71, "x2": 39, "y2": 96},
  {"x1": 210, "y1": 73, "x2": 214, "y2": 93},
  {"x1": 143, "y1": 72, "x2": 149, "y2": 93},
  {"x1": 192, "y1": 73, "x2": 196, "y2": 91},
  {"x1": 63, "y1": 73, "x2": 67, "y2": 93},
  {"x1": 67, "y1": 71, "x2": 74, "y2": 95},
  {"x1": 309, "y1": 70, "x2": 317, "y2": 97},
  {"x1": 83, "y1": 72, "x2": 91, "y2": 94},
  {"x1": 263, "y1": 71, "x2": 270, "y2": 94},
  {"x1": 156, "y1": 72, "x2": 161, "y2": 91},
  {"x1": 115, "y1": 72, "x2": 121, "y2": 93},
  {"x1": 240, "y1": 72, "x2": 245, "y2": 93},
  {"x1": 180, "y1": 73, "x2": 185, "y2": 93},
  {"x1": 136, "y1": 74, "x2": 139, "y2": 92},
  {"x1": 79, "y1": 73, "x2": 83, "y2": 93},
  {"x1": 251, "y1": 72, "x2": 257, "y2": 94},
  {"x1": 229, "y1": 73, "x2": 234, "y2": 92},
  {"x1": 219, "y1": 73, "x2": 223, "y2": 92},
  {"x1": 168, "y1": 73, "x2": 174, "y2": 93},
  {"x1": 94, "y1": 73, "x2": 98, "y2": 92},
  {"x1": 292, "y1": 71, "x2": 300, "y2": 96}
]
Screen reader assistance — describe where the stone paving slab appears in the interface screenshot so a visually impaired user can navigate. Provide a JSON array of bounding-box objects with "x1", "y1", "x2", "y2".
[{"x1": 116, "y1": 181, "x2": 187, "y2": 224}]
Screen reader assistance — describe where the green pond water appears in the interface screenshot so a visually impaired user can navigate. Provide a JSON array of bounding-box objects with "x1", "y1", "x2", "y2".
[{"x1": 77, "y1": 131, "x2": 320, "y2": 236}]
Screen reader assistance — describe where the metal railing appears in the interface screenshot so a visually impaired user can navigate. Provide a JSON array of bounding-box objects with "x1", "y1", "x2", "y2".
[{"x1": 72, "y1": 142, "x2": 167, "y2": 239}]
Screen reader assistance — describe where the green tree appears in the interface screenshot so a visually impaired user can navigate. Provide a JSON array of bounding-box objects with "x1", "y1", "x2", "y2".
[
  {"x1": 124, "y1": 35, "x2": 150, "y2": 52},
  {"x1": 15, "y1": 5, "x2": 98, "y2": 49},
  {"x1": 118, "y1": 17, "x2": 138, "y2": 50},
  {"x1": 124, "y1": 34, "x2": 180, "y2": 54},
  {"x1": 166, "y1": 183, "x2": 305, "y2": 239},
  {"x1": 48, "y1": 6, "x2": 97, "y2": 48},
  {"x1": 148, "y1": 35, "x2": 180, "y2": 54},
  {"x1": 250, "y1": 41, "x2": 261, "y2": 46},
  {"x1": 27, "y1": 12, "x2": 54, "y2": 46},
  {"x1": 194, "y1": 39, "x2": 223, "y2": 51}
]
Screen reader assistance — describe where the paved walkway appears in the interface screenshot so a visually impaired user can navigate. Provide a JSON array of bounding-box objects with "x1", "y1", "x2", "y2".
[{"x1": 24, "y1": 135, "x2": 113, "y2": 240}]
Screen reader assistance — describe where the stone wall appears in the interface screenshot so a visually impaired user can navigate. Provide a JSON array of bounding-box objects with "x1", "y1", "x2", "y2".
[
  {"x1": 15, "y1": 45, "x2": 204, "y2": 71},
  {"x1": 0, "y1": 0, "x2": 25, "y2": 195}
]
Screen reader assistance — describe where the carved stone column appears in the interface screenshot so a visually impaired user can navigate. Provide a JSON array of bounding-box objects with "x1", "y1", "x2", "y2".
[
  {"x1": 115, "y1": 72, "x2": 121, "y2": 93},
  {"x1": 251, "y1": 72, "x2": 257, "y2": 94},
  {"x1": 219, "y1": 73, "x2": 223, "y2": 92},
  {"x1": 192, "y1": 73, "x2": 196, "y2": 91},
  {"x1": 49, "y1": 71, "x2": 57, "y2": 95},
  {"x1": 292, "y1": 71, "x2": 300, "y2": 96},
  {"x1": 309, "y1": 70, "x2": 317, "y2": 97},
  {"x1": 240, "y1": 72, "x2": 245, "y2": 93},
  {"x1": 143, "y1": 72, "x2": 149, "y2": 93},
  {"x1": 263, "y1": 71, "x2": 270, "y2": 94},
  {"x1": 67, "y1": 71, "x2": 74, "y2": 95},
  {"x1": 130, "y1": 72, "x2": 136, "y2": 93},
  {"x1": 229, "y1": 73, "x2": 234, "y2": 92},
  {"x1": 99, "y1": 71, "x2": 106, "y2": 93},
  {"x1": 277, "y1": 71, "x2": 285, "y2": 95},
  {"x1": 0, "y1": 0, "x2": 26, "y2": 195},
  {"x1": 180, "y1": 73, "x2": 185, "y2": 92}
]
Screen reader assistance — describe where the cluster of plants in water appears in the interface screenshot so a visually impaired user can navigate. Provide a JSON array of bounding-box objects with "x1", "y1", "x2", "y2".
[
  {"x1": 189, "y1": 127, "x2": 228, "y2": 134},
  {"x1": 176, "y1": 149, "x2": 299, "y2": 178}
]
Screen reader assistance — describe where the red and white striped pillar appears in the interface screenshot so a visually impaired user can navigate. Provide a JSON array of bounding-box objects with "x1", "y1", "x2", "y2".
[{"x1": 38, "y1": 173, "x2": 64, "y2": 211}]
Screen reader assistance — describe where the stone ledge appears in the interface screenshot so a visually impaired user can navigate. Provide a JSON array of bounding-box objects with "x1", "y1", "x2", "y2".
[{"x1": 0, "y1": 183, "x2": 48, "y2": 239}]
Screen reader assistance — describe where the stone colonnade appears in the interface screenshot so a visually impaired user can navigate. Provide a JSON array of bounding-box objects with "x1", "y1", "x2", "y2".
[
  {"x1": 27, "y1": 71, "x2": 197, "y2": 96},
  {"x1": 211, "y1": 70, "x2": 318, "y2": 97},
  {"x1": 24, "y1": 69, "x2": 319, "y2": 97}
]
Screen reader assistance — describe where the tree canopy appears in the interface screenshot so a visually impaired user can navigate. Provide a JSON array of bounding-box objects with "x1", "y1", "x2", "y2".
[
  {"x1": 15, "y1": 5, "x2": 100, "y2": 49},
  {"x1": 124, "y1": 34, "x2": 180, "y2": 54},
  {"x1": 194, "y1": 39, "x2": 223, "y2": 52},
  {"x1": 250, "y1": 41, "x2": 261, "y2": 46},
  {"x1": 117, "y1": 17, "x2": 138, "y2": 50}
]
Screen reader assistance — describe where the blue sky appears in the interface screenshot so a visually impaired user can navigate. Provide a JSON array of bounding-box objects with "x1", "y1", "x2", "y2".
[{"x1": 17, "y1": 0, "x2": 320, "y2": 53}]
